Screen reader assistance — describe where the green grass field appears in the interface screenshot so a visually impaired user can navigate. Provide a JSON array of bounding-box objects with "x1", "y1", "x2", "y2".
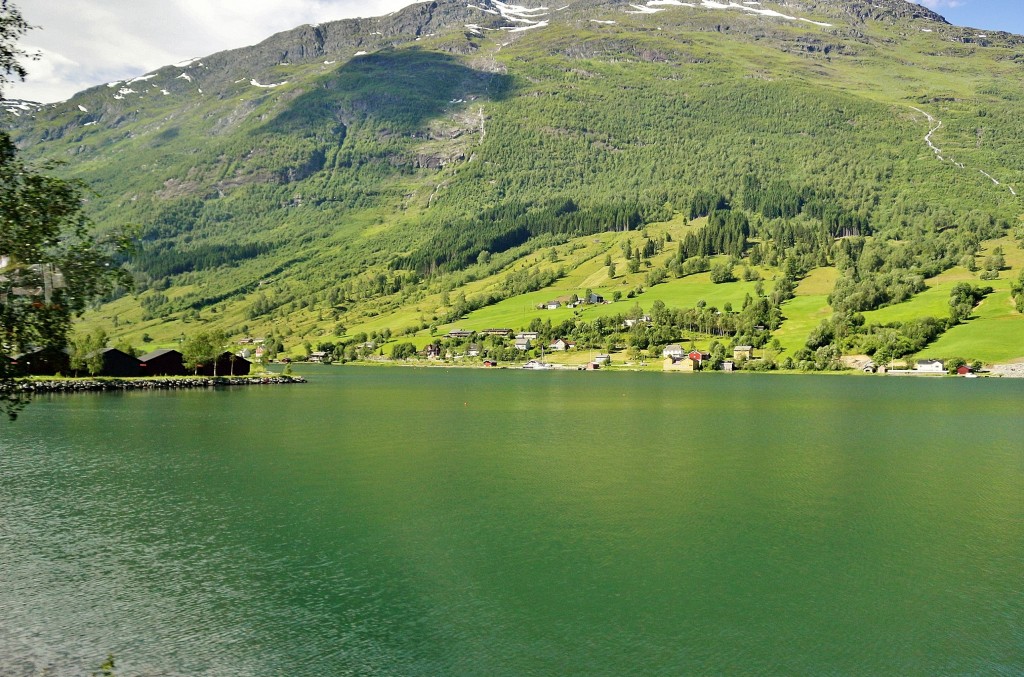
[{"x1": 921, "y1": 291, "x2": 1024, "y2": 363}]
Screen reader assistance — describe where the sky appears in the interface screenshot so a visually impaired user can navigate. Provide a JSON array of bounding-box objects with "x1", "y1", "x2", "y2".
[{"x1": 6, "y1": 0, "x2": 1024, "y2": 103}]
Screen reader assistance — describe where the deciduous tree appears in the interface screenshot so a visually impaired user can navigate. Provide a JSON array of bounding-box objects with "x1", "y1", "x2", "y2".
[{"x1": 1, "y1": 1, "x2": 131, "y2": 418}]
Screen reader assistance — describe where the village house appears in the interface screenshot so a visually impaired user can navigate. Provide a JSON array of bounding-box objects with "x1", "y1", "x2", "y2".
[
  {"x1": 548, "y1": 339, "x2": 575, "y2": 352},
  {"x1": 467, "y1": 343, "x2": 482, "y2": 357},
  {"x1": 481, "y1": 328, "x2": 512, "y2": 337},
  {"x1": 593, "y1": 354, "x2": 611, "y2": 366},
  {"x1": 515, "y1": 331, "x2": 540, "y2": 341},
  {"x1": 733, "y1": 345, "x2": 754, "y2": 361},
  {"x1": 425, "y1": 343, "x2": 441, "y2": 359},
  {"x1": 587, "y1": 293, "x2": 606, "y2": 304},
  {"x1": 307, "y1": 351, "x2": 330, "y2": 363},
  {"x1": 915, "y1": 359, "x2": 945, "y2": 374},
  {"x1": 956, "y1": 365, "x2": 974, "y2": 376},
  {"x1": 544, "y1": 300, "x2": 561, "y2": 310},
  {"x1": 721, "y1": 360, "x2": 735, "y2": 372},
  {"x1": 624, "y1": 315, "x2": 652, "y2": 328},
  {"x1": 662, "y1": 344, "x2": 685, "y2": 360},
  {"x1": 482, "y1": 359, "x2": 498, "y2": 368},
  {"x1": 689, "y1": 350, "x2": 711, "y2": 365},
  {"x1": 514, "y1": 338, "x2": 532, "y2": 351},
  {"x1": 447, "y1": 329, "x2": 474, "y2": 339},
  {"x1": 663, "y1": 356, "x2": 697, "y2": 372}
]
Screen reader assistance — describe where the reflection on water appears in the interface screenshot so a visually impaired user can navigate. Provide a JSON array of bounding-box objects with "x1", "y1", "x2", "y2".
[{"x1": 1, "y1": 369, "x2": 1022, "y2": 675}]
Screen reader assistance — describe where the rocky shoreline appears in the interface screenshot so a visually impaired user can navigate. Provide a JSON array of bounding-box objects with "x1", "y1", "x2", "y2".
[
  {"x1": 16, "y1": 374, "x2": 306, "y2": 393},
  {"x1": 990, "y1": 364, "x2": 1024, "y2": 378}
]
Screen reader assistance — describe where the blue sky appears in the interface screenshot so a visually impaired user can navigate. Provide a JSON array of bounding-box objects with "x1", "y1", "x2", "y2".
[
  {"x1": 6, "y1": 1, "x2": 1024, "y2": 103},
  {"x1": 912, "y1": 0, "x2": 1024, "y2": 36}
]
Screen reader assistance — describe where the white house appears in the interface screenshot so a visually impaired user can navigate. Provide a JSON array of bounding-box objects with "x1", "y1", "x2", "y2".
[
  {"x1": 662, "y1": 344, "x2": 685, "y2": 359},
  {"x1": 514, "y1": 338, "x2": 532, "y2": 351},
  {"x1": 625, "y1": 315, "x2": 652, "y2": 328},
  {"x1": 915, "y1": 359, "x2": 945, "y2": 373}
]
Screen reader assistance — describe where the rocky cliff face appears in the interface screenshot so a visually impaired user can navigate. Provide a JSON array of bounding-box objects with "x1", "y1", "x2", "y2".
[{"x1": 797, "y1": 0, "x2": 948, "y2": 24}]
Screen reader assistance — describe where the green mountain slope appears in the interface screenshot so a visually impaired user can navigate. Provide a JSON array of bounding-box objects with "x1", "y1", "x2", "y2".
[{"x1": 5, "y1": 0, "x2": 1024, "y2": 367}]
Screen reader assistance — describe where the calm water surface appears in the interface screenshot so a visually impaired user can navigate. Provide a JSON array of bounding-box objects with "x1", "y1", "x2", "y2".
[{"x1": 1, "y1": 368, "x2": 1021, "y2": 675}]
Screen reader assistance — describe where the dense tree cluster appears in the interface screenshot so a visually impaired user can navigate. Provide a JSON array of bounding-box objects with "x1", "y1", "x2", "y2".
[{"x1": 678, "y1": 209, "x2": 750, "y2": 260}]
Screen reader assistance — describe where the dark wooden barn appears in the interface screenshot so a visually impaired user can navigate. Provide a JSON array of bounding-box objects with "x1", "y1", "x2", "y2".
[
  {"x1": 95, "y1": 347, "x2": 141, "y2": 377},
  {"x1": 138, "y1": 348, "x2": 186, "y2": 376},
  {"x1": 195, "y1": 352, "x2": 251, "y2": 376},
  {"x1": 10, "y1": 347, "x2": 71, "y2": 376}
]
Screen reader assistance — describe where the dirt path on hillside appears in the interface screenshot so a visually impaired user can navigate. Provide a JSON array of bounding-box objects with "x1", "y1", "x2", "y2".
[{"x1": 910, "y1": 106, "x2": 1018, "y2": 198}]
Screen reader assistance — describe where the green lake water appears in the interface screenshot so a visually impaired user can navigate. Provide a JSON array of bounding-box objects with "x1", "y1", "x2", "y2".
[{"x1": 1, "y1": 367, "x2": 1021, "y2": 675}]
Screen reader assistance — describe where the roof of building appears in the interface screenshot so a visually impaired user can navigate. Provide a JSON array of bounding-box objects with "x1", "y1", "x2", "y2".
[{"x1": 139, "y1": 348, "x2": 182, "y2": 362}]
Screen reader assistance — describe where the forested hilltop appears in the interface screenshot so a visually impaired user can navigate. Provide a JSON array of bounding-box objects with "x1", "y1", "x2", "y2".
[{"x1": 5, "y1": 0, "x2": 1024, "y2": 369}]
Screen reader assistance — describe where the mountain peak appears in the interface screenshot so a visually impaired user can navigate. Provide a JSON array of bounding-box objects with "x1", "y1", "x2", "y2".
[{"x1": 785, "y1": 0, "x2": 947, "y2": 25}]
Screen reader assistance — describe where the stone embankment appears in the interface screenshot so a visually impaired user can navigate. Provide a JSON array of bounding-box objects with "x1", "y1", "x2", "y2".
[
  {"x1": 990, "y1": 364, "x2": 1024, "y2": 378},
  {"x1": 17, "y1": 375, "x2": 306, "y2": 393}
]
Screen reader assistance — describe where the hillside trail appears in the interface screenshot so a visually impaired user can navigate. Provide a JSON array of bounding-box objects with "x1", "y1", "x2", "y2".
[{"x1": 910, "y1": 106, "x2": 1018, "y2": 197}]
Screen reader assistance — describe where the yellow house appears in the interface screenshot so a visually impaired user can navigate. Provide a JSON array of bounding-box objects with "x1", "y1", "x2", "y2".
[
  {"x1": 663, "y1": 357, "x2": 696, "y2": 372},
  {"x1": 733, "y1": 345, "x2": 754, "y2": 361}
]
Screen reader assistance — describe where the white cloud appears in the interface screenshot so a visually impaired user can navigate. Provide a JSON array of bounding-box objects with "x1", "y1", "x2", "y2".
[{"x1": 6, "y1": 0, "x2": 418, "y2": 103}]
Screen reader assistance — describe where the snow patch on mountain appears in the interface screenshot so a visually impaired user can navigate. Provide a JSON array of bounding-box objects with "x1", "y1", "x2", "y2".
[
  {"x1": 251, "y1": 79, "x2": 287, "y2": 89},
  {"x1": 628, "y1": 4, "x2": 664, "y2": 13},
  {"x1": 2, "y1": 100, "x2": 40, "y2": 117},
  {"x1": 509, "y1": 20, "x2": 550, "y2": 32},
  {"x1": 639, "y1": 0, "x2": 832, "y2": 27},
  {"x1": 493, "y1": 1, "x2": 550, "y2": 20},
  {"x1": 469, "y1": 4, "x2": 500, "y2": 16},
  {"x1": 470, "y1": 1, "x2": 553, "y2": 32}
]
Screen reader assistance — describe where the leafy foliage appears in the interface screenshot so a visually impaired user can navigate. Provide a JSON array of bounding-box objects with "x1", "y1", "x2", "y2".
[{"x1": 2, "y1": 1, "x2": 131, "y2": 417}]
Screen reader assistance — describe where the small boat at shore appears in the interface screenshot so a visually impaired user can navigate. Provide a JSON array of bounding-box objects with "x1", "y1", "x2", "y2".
[{"x1": 522, "y1": 360, "x2": 554, "y2": 370}]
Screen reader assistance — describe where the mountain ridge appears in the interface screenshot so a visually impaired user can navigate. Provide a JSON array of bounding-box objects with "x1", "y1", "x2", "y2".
[
  {"x1": 4, "y1": 0, "x2": 1023, "y2": 366},
  {"x1": 7, "y1": 0, "x2": 1017, "y2": 110}
]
